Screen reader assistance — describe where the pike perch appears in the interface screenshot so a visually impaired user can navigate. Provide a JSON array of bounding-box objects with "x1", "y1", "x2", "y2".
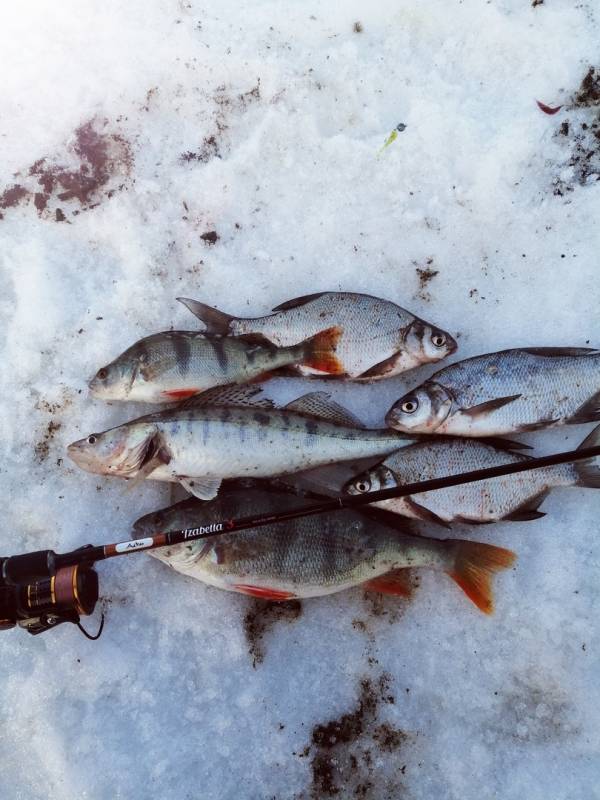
[{"x1": 67, "y1": 387, "x2": 414, "y2": 501}]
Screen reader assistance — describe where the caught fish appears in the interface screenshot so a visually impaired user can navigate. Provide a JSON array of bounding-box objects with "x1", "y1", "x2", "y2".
[
  {"x1": 67, "y1": 387, "x2": 414, "y2": 501},
  {"x1": 132, "y1": 488, "x2": 516, "y2": 613},
  {"x1": 88, "y1": 327, "x2": 343, "y2": 403},
  {"x1": 344, "y1": 426, "x2": 600, "y2": 525},
  {"x1": 386, "y1": 347, "x2": 600, "y2": 436},
  {"x1": 177, "y1": 291, "x2": 457, "y2": 379}
]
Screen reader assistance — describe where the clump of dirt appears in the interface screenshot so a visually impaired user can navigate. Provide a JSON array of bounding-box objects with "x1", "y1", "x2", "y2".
[
  {"x1": 243, "y1": 599, "x2": 302, "y2": 667},
  {"x1": 180, "y1": 135, "x2": 220, "y2": 164},
  {"x1": 34, "y1": 420, "x2": 61, "y2": 463},
  {"x1": 179, "y1": 79, "x2": 261, "y2": 165},
  {"x1": 0, "y1": 118, "x2": 133, "y2": 221},
  {"x1": 200, "y1": 230, "x2": 219, "y2": 245},
  {"x1": 573, "y1": 67, "x2": 600, "y2": 107},
  {"x1": 414, "y1": 259, "x2": 439, "y2": 302},
  {"x1": 550, "y1": 66, "x2": 600, "y2": 194},
  {"x1": 297, "y1": 673, "x2": 415, "y2": 799}
]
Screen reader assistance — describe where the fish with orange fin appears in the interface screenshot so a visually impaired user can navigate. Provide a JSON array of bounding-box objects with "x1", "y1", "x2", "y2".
[
  {"x1": 88, "y1": 326, "x2": 343, "y2": 403},
  {"x1": 177, "y1": 291, "x2": 457, "y2": 379},
  {"x1": 132, "y1": 487, "x2": 516, "y2": 614}
]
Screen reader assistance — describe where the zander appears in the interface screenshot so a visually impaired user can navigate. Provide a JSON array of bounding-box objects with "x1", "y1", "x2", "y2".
[
  {"x1": 67, "y1": 387, "x2": 415, "y2": 501},
  {"x1": 344, "y1": 427, "x2": 600, "y2": 525},
  {"x1": 89, "y1": 326, "x2": 343, "y2": 403},
  {"x1": 178, "y1": 291, "x2": 457, "y2": 379},
  {"x1": 386, "y1": 347, "x2": 600, "y2": 436},
  {"x1": 132, "y1": 488, "x2": 515, "y2": 614}
]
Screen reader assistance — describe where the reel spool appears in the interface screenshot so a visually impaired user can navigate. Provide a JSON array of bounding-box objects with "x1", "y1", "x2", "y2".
[{"x1": 0, "y1": 564, "x2": 100, "y2": 636}]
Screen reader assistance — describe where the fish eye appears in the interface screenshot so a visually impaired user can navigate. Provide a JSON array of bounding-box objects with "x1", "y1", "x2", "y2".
[
  {"x1": 431, "y1": 333, "x2": 446, "y2": 348},
  {"x1": 96, "y1": 368, "x2": 108, "y2": 380},
  {"x1": 355, "y1": 479, "x2": 371, "y2": 493},
  {"x1": 87, "y1": 435, "x2": 97, "y2": 445},
  {"x1": 401, "y1": 397, "x2": 419, "y2": 414}
]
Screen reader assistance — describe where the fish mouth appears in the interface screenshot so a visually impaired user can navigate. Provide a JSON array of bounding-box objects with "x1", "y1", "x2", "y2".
[
  {"x1": 446, "y1": 334, "x2": 458, "y2": 356},
  {"x1": 384, "y1": 407, "x2": 408, "y2": 431},
  {"x1": 66, "y1": 439, "x2": 107, "y2": 474}
]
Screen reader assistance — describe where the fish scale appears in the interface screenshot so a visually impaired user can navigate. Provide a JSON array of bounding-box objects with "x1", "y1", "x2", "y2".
[
  {"x1": 344, "y1": 432, "x2": 600, "y2": 524},
  {"x1": 67, "y1": 390, "x2": 414, "y2": 500},
  {"x1": 89, "y1": 326, "x2": 343, "y2": 403},
  {"x1": 131, "y1": 488, "x2": 516, "y2": 613},
  {"x1": 178, "y1": 291, "x2": 457, "y2": 379},
  {"x1": 387, "y1": 348, "x2": 600, "y2": 436}
]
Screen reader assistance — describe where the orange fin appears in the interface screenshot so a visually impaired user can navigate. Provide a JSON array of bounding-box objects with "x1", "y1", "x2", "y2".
[
  {"x1": 163, "y1": 389, "x2": 201, "y2": 400},
  {"x1": 300, "y1": 326, "x2": 345, "y2": 375},
  {"x1": 447, "y1": 540, "x2": 516, "y2": 614},
  {"x1": 233, "y1": 584, "x2": 296, "y2": 601},
  {"x1": 363, "y1": 569, "x2": 413, "y2": 598}
]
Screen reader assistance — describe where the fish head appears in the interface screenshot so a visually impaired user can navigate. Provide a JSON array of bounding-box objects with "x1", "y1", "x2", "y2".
[
  {"x1": 88, "y1": 354, "x2": 140, "y2": 401},
  {"x1": 385, "y1": 382, "x2": 453, "y2": 433},
  {"x1": 344, "y1": 464, "x2": 397, "y2": 496},
  {"x1": 67, "y1": 422, "x2": 157, "y2": 476},
  {"x1": 403, "y1": 320, "x2": 457, "y2": 367}
]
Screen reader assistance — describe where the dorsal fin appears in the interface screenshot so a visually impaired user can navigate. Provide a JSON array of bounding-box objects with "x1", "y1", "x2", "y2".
[
  {"x1": 176, "y1": 298, "x2": 234, "y2": 334},
  {"x1": 284, "y1": 392, "x2": 364, "y2": 427},
  {"x1": 179, "y1": 385, "x2": 275, "y2": 410},
  {"x1": 521, "y1": 347, "x2": 600, "y2": 358},
  {"x1": 272, "y1": 292, "x2": 327, "y2": 312}
]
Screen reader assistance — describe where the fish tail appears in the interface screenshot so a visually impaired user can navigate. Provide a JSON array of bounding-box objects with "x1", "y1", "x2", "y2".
[
  {"x1": 446, "y1": 540, "x2": 516, "y2": 614},
  {"x1": 176, "y1": 298, "x2": 235, "y2": 334},
  {"x1": 295, "y1": 326, "x2": 345, "y2": 375},
  {"x1": 574, "y1": 424, "x2": 600, "y2": 488}
]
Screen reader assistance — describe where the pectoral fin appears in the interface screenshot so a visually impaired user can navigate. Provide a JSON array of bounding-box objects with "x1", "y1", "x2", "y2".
[
  {"x1": 462, "y1": 394, "x2": 522, "y2": 418},
  {"x1": 178, "y1": 476, "x2": 222, "y2": 501},
  {"x1": 405, "y1": 497, "x2": 451, "y2": 528},
  {"x1": 357, "y1": 352, "x2": 402, "y2": 380},
  {"x1": 127, "y1": 435, "x2": 171, "y2": 489}
]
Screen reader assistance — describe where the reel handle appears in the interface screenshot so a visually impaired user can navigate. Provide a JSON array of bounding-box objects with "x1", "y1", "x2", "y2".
[{"x1": 0, "y1": 550, "x2": 56, "y2": 585}]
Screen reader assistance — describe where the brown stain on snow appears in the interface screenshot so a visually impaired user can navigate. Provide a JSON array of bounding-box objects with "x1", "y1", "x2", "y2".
[
  {"x1": 243, "y1": 598, "x2": 302, "y2": 667},
  {"x1": 294, "y1": 673, "x2": 416, "y2": 799},
  {"x1": 552, "y1": 66, "x2": 600, "y2": 194},
  {"x1": 0, "y1": 119, "x2": 133, "y2": 221}
]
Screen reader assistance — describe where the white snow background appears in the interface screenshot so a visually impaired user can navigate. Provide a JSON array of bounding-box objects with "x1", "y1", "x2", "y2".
[{"x1": 1, "y1": 1, "x2": 599, "y2": 798}]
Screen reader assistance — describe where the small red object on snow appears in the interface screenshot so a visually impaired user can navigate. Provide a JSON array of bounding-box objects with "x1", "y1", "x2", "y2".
[{"x1": 536, "y1": 100, "x2": 562, "y2": 115}]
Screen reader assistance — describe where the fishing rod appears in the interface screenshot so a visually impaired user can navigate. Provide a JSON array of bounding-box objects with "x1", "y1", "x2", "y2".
[{"x1": 2, "y1": 442, "x2": 599, "y2": 638}]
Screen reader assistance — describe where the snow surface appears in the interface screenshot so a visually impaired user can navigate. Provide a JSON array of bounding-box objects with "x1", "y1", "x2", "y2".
[{"x1": 1, "y1": 1, "x2": 600, "y2": 798}]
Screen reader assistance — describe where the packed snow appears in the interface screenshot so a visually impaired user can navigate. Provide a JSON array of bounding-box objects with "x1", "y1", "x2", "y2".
[{"x1": 1, "y1": 1, "x2": 599, "y2": 798}]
